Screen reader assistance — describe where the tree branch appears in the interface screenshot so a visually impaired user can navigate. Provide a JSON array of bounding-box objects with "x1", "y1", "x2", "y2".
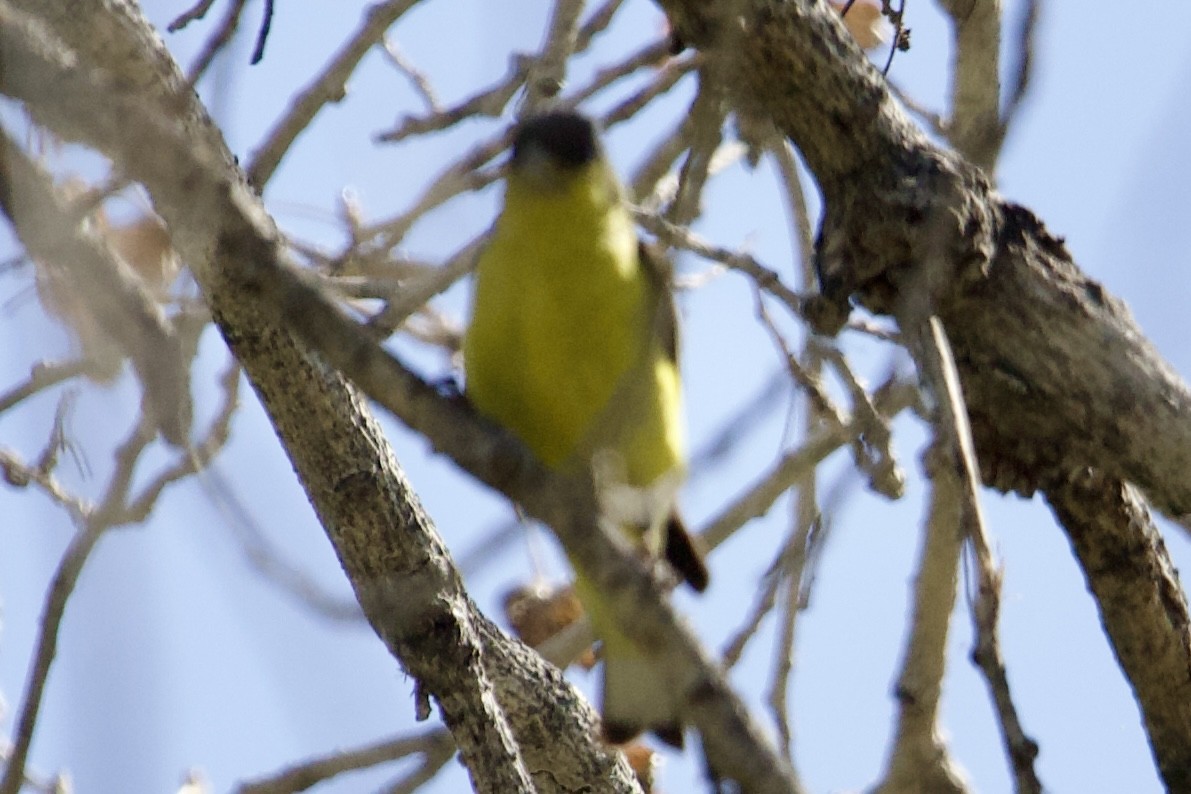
[
  {"x1": 876, "y1": 312, "x2": 973, "y2": 794},
  {"x1": 246, "y1": 0, "x2": 422, "y2": 188},
  {"x1": 0, "y1": 4, "x2": 629, "y2": 791},
  {"x1": 0, "y1": 129, "x2": 192, "y2": 445},
  {"x1": 652, "y1": 9, "x2": 1191, "y2": 784},
  {"x1": 1046, "y1": 473, "x2": 1191, "y2": 791},
  {"x1": 936, "y1": 0, "x2": 1003, "y2": 170}
]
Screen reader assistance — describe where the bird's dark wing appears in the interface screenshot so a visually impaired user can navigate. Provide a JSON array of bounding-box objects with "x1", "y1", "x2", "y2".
[{"x1": 638, "y1": 240, "x2": 679, "y2": 364}]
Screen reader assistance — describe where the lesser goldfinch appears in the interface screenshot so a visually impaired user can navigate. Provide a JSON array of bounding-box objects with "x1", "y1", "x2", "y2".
[{"x1": 464, "y1": 111, "x2": 708, "y2": 747}]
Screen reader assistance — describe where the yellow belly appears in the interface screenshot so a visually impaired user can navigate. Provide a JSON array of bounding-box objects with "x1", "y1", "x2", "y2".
[{"x1": 463, "y1": 187, "x2": 683, "y2": 488}]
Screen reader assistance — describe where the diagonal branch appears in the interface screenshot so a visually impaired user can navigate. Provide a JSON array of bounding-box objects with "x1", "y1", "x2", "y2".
[
  {"x1": 1046, "y1": 474, "x2": 1191, "y2": 791},
  {"x1": 0, "y1": 5, "x2": 613, "y2": 792},
  {"x1": 656, "y1": 0, "x2": 1191, "y2": 523},
  {"x1": 650, "y1": 10, "x2": 1191, "y2": 785},
  {"x1": 0, "y1": 8, "x2": 805, "y2": 788},
  {"x1": 876, "y1": 311, "x2": 974, "y2": 794}
]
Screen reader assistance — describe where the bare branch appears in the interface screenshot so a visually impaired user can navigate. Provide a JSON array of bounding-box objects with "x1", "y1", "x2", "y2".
[
  {"x1": 965, "y1": 535, "x2": 1043, "y2": 793},
  {"x1": 524, "y1": 0, "x2": 585, "y2": 110},
  {"x1": 875, "y1": 315, "x2": 971, "y2": 794},
  {"x1": 936, "y1": 0, "x2": 1003, "y2": 170},
  {"x1": 0, "y1": 448, "x2": 90, "y2": 524},
  {"x1": 0, "y1": 359, "x2": 99, "y2": 414},
  {"x1": 576, "y1": 0, "x2": 627, "y2": 52},
  {"x1": 600, "y1": 53, "x2": 696, "y2": 125},
  {"x1": 364, "y1": 234, "x2": 484, "y2": 336},
  {"x1": 0, "y1": 129, "x2": 192, "y2": 446},
  {"x1": 640, "y1": 213, "x2": 805, "y2": 317},
  {"x1": 568, "y1": 38, "x2": 678, "y2": 109},
  {"x1": 0, "y1": 414, "x2": 155, "y2": 794},
  {"x1": 380, "y1": 39, "x2": 441, "y2": 113},
  {"x1": 879, "y1": 196, "x2": 1039, "y2": 788},
  {"x1": 0, "y1": 7, "x2": 639, "y2": 789},
  {"x1": 167, "y1": 0, "x2": 219, "y2": 32},
  {"x1": 766, "y1": 496, "x2": 818, "y2": 760},
  {"x1": 246, "y1": 0, "x2": 423, "y2": 188},
  {"x1": 376, "y1": 58, "x2": 528, "y2": 143},
  {"x1": 700, "y1": 375, "x2": 917, "y2": 551},
  {"x1": 1047, "y1": 474, "x2": 1191, "y2": 791},
  {"x1": 248, "y1": 0, "x2": 273, "y2": 65},
  {"x1": 999, "y1": 0, "x2": 1041, "y2": 139},
  {"x1": 124, "y1": 353, "x2": 240, "y2": 524},
  {"x1": 179, "y1": 0, "x2": 251, "y2": 82},
  {"x1": 721, "y1": 529, "x2": 798, "y2": 671},
  {"x1": 237, "y1": 729, "x2": 453, "y2": 794},
  {"x1": 664, "y1": 78, "x2": 726, "y2": 225}
]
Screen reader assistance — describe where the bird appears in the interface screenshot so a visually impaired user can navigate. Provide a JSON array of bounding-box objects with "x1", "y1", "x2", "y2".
[{"x1": 463, "y1": 109, "x2": 708, "y2": 747}]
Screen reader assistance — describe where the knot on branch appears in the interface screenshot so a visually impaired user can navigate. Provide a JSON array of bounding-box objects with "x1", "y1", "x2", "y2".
[{"x1": 808, "y1": 150, "x2": 997, "y2": 334}]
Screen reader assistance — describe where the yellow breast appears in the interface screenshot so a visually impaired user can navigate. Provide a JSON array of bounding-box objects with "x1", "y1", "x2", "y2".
[{"x1": 463, "y1": 166, "x2": 683, "y2": 486}]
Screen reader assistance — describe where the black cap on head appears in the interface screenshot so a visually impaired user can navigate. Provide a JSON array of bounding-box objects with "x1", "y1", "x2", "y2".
[{"x1": 512, "y1": 111, "x2": 600, "y2": 170}]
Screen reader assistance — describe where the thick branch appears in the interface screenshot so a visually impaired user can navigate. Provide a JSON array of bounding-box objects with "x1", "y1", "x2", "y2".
[
  {"x1": 655, "y1": 1, "x2": 1191, "y2": 786},
  {"x1": 1046, "y1": 473, "x2": 1191, "y2": 791},
  {"x1": 0, "y1": 7, "x2": 802, "y2": 788},
  {"x1": 0, "y1": 4, "x2": 630, "y2": 791},
  {"x1": 656, "y1": 0, "x2": 1191, "y2": 521}
]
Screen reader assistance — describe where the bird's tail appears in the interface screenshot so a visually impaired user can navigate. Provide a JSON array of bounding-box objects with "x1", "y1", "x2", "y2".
[
  {"x1": 573, "y1": 572, "x2": 688, "y2": 748},
  {"x1": 663, "y1": 512, "x2": 708, "y2": 592},
  {"x1": 601, "y1": 647, "x2": 686, "y2": 748}
]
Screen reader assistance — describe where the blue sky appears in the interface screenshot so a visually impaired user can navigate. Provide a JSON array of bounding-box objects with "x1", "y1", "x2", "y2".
[{"x1": 3, "y1": 1, "x2": 1190, "y2": 792}]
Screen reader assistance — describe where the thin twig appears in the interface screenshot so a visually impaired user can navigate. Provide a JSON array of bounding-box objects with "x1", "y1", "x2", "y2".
[
  {"x1": 754, "y1": 288, "x2": 843, "y2": 424},
  {"x1": 998, "y1": 0, "x2": 1041, "y2": 141},
  {"x1": 765, "y1": 310, "x2": 827, "y2": 758},
  {"x1": 385, "y1": 732, "x2": 456, "y2": 794},
  {"x1": 699, "y1": 377, "x2": 917, "y2": 551},
  {"x1": 874, "y1": 317, "x2": 970, "y2": 794},
  {"x1": 364, "y1": 234, "x2": 485, "y2": 335},
  {"x1": 665, "y1": 78, "x2": 725, "y2": 226},
  {"x1": 236, "y1": 729, "x2": 453, "y2": 794},
  {"x1": 0, "y1": 449, "x2": 90, "y2": 524},
  {"x1": 248, "y1": 0, "x2": 274, "y2": 64},
  {"x1": 167, "y1": 0, "x2": 219, "y2": 32},
  {"x1": 819, "y1": 344, "x2": 905, "y2": 499},
  {"x1": 380, "y1": 38, "x2": 441, "y2": 112},
  {"x1": 629, "y1": 114, "x2": 691, "y2": 206},
  {"x1": 355, "y1": 137, "x2": 507, "y2": 252},
  {"x1": 766, "y1": 504, "x2": 816, "y2": 759},
  {"x1": 0, "y1": 518, "x2": 105, "y2": 794},
  {"x1": 376, "y1": 57, "x2": 529, "y2": 143},
  {"x1": 575, "y1": 0, "x2": 626, "y2": 52},
  {"x1": 600, "y1": 53, "x2": 696, "y2": 125},
  {"x1": 523, "y1": 0, "x2": 585, "y2": 110},
  {"x1": 752, "y1": 148, "x2": 829, "y2": 751},
  {"x1": 889, "y1": 82, "x2": 946, "y2": 137},
  {"x1": 0, "y1": 415, "x2": 156, "y2": 794},
  {"x1": 125, "y1": 356, "x2": 241, "y2": 523},
  {"x1": 182, "y1": 0, "x2": 252, "y2": 83},
  {"x1": 567, "y1": 38, "x2": 676, "y2": 110},
  {"x1": 639, "y1": 213, "x2": 805, "y2": 318},
  {"x1": 965, "y1": 531, "x2": 1043, "y2": 792},
  {"x1": 768, "y1": 139, "x2": 815, "y2": 290},
  {"x1": 721, "y1": 530, "x2": 800, "y2": 670},
  {"x1": 246, "y1": 0, "x2": 424, "y2": 187},
  {"x1": 0, "y1": 359, "x2": 96, "y2": 414}
]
